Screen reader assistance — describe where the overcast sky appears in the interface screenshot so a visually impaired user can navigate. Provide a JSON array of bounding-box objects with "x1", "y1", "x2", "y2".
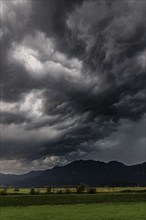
[{"x1": 0, "y1": 0, "x2": 145, "y2": 174}]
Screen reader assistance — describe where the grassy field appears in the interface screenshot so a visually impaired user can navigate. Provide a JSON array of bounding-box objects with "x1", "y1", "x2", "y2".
[
  {"x1": 1, "y1": 193, "x2": 146, "y2": 206},
  {"x1": 0, "y1": 190, "x2": 146, "y2": 220},
  {"x1": 1, "y1": 203, "x2": 146, "y2": 220}
]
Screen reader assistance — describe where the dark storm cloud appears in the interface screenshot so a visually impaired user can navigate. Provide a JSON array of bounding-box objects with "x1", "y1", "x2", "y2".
[
  {"x1": 0, "y1": 0, "x2": 145, "y2": 173},
  {"x1": 1, "y1": 0, "x2": 34, "y2": 102},
  {"x1": 1, "y1": 112, "x2": 28, "y2": 125},
  {"x1": 31, "y1": 0, "x2": 85, "y2": 57},
  {"x1": 65, "y1": 0, "x2": 146, "y2": 120}
]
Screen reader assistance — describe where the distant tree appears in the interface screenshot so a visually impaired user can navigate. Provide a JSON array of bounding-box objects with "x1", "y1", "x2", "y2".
[
  {"x1": 46, "y1": 187, "x2": 52, "y2": 194},
  {"x1": 14, "y1": 187, "x2": 19, "y2": 192},
  {"x1": 0, "y1": 187, "x2": 7, "y2": 195},
  {"x1": 87, "y1": 187, "x2": 96, "y2": 194},
  {"x1": 76, "y1": 185, "x2": 85, "y2": 194},
  {"x1": 29, "y1": 188, "x2": 36, "y2": 195},
  {"x1": 57, "y1": 190, "x2": 62, "y2": 194},
  {"x1": 66, "y1": 188, "x2": 71, "y2": 194}
]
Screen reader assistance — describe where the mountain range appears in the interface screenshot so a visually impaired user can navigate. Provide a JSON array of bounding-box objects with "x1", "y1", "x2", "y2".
[{"x1": 0, "y1": 160, "x2": 146, "y2": 187}]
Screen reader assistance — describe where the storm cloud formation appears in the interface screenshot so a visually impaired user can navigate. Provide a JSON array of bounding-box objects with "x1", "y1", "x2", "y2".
[{"x1": 0, "y1": 0, "x2": 145, "y2": 173}]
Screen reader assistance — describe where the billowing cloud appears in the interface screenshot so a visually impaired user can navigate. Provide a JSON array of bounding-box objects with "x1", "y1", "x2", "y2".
[
  {"x1": 0, "y1": 0, "x2": 145, "y2": 173},
  {"x1": 1, "y1": 0, "x2": 32, "y2": 37},
  {"x1": 9, "y1": 31, "x2": 83, "y2": 79}
]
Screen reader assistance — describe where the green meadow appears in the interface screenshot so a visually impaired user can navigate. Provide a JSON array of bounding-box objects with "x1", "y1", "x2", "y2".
[
  {"x1": 1, "y1": 203, "x2": 146, "y2": 220},
  {"x1": 1, "y1": 193, "x2": 146, "y2": 206},
  {"x1": 0, "y1": 192, "x2": 146, "y2": 220}
]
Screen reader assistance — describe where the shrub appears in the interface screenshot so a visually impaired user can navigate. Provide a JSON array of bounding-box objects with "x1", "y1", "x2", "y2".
[
  {"x1": 76, "y1": 185, "x2": 85, "y2": 194},
  {"x1": 57, "y1": 190, "x2": 62, "y2": 194},
  {"x1": 0, "y1": 187, "x2": 7, "y2": 195},
  {"x1": 29, "y1": 188, "x2": 36, "y2": 195},
  {"x1": 66, "y1": 188, "x2": 71, "y2": 194},
  {"x1": 88, "y1": 188, "x2": 96, "y2": 194},
  {"x1": 46, "y1": 187, "x2": 52, "y2": 194},
  {"x1": 14, "y1": 187, "x2": 19, "y2": 192}
]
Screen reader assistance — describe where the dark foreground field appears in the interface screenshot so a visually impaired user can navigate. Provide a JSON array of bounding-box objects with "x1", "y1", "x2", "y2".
[
  {"x1": 0, "y1": 193, "x2": 146, "y2": 220},
  {"x1": 1, "y1": 193, "x2": 146, "y2": 206}
]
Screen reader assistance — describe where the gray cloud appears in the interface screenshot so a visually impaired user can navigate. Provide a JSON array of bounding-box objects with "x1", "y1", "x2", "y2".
[{"x1": 0, "y1": 0, "x2": 145, "y2": 173}]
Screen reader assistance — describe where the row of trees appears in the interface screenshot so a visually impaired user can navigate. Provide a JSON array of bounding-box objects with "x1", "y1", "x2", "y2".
[
  {"x1": 0, "y1": 185, "x2": 97, "y2": 195},
  {"x1": 29, "y1": 185, "x2": 96, "y2": 195}
]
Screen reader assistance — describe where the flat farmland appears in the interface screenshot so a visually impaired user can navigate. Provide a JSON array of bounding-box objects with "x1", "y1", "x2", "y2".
[
  {"x1": 1, "y1": 190, "x2": 146, "y2": 220},
  {"x1": 1, "y1": 193, "x2": 146, "y2": 206},
  {"x1": 1, "y1": 203, "x2": 146, "y2": 220}
]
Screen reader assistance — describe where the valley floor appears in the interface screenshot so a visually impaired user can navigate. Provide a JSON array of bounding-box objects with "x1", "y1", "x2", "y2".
[{"x1": 1, "y1": 203, "x2": 146, "y2": 220}]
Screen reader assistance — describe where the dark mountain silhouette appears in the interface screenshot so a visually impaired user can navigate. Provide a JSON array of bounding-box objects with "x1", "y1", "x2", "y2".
[{"x1": 0, "y1": 160, "x2": 146, "y2": 187}]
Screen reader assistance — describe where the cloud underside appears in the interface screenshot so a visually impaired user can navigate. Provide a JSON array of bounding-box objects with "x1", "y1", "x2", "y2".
[{"x1": 0, "y1": 0, "x2": 145, "y2": 173}]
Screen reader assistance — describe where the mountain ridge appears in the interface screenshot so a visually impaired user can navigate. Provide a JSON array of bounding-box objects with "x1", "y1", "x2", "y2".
[{"x1": 0, "y1": 160, "x2": 146, "y2": 187}]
